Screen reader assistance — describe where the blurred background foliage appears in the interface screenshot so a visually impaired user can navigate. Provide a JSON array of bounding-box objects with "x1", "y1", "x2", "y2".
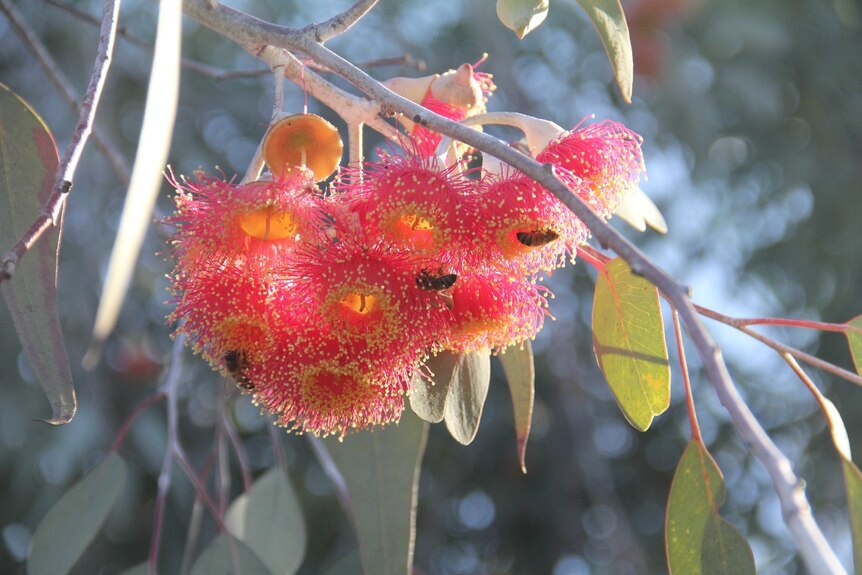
[{"x1": 1, "y1": 0, "x2": 861, "y2": 573}]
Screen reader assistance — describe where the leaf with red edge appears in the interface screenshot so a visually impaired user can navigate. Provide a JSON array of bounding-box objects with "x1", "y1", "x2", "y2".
[
  {"x1": 592, "y1": 257, "x2": 670, "y2": 431},
  {"x1": 0, "y1": 83, "x2": 75, "y2": 424},
  {"x1": 846, "y1": 315, "x2": 862, "y2": 380},
  {"x1": 500, "y1": 342, "x2": 535, "y2": 472}
]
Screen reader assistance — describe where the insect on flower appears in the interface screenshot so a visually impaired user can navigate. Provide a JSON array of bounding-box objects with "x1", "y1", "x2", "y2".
[
  {"x1": 224, "y1": 350, "x2": 254, "y2": 391},
  {"x1": 516, "y1": 229, "x2": 560, "y2": 247},
  {"x1": 416, "y1": 269, "x2": 458, "y2": 291}
]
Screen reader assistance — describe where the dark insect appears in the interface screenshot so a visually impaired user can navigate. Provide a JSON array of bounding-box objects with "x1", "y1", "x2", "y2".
[
  {"x1": 224, "y1": 350, "x2": 254, "y2": 391},
  {"x1": 516, "y1": 229, "x2": 559, "y2": 247},
  {"x1": 416, "y1": 269, "x2": 457, "y2": 291}
]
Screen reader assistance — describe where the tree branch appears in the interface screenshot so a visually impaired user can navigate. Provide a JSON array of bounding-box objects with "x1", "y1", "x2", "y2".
[
  {"x1": 178, "y1": 1, "x2": 846, "y2": 571},
  {"x1": 0, "y1": 0, "x2": 127, "y2": 283}
]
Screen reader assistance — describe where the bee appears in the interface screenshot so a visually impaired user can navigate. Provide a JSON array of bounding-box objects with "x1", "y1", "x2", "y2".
[
  {"x1": 224, "y1": 350, "x2": 254, "y2": 391},
  {"x1": 516, "y1": 229, "x2": 559, "y2": 247},
  {"x1": 416, "y1": 269, "x2": 457, "y2": 291}
]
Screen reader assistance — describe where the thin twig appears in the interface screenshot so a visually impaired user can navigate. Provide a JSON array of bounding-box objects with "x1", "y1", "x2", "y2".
[
  {"x1": 177, "y1": 1, "x2": 847, "y2": 570},
  {"x1": 306, "y1": 435, "x2": 355, "y2": 524},
  {"x1": 673, "y1": 309, "x2": 702, "y2": 443},
  {"x1": 697, "y1": 305, "x2": 862, "y2": 387},
  {"x1": 0, "y1": 0, "x2": 127, "y2": 283},
  {"x1": 110, "y1": 391, "x2": 166, "y2": 453},
  {"x1": 298, "y1": 0, "x2": 378, "y2": 44},
  {"x1": 222, "y1": 406, "x2": 253, "y2": 492}
]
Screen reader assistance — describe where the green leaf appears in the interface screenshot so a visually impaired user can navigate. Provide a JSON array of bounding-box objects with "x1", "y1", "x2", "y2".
[
  {"x1": 409, "y1": 351, "x2": 460, "y2": 423},
  {"x1": 574, "y1": 0, "x2": 634, "y2": 103},
  {"x1": 28, "y1": 454, "x2": 127, "y2": 575},
  {"x1": 666, "y1": 440, "x2": 753, "y2": 575},
  {"x1": 842, "y1": 459, "x2": 862, "y2": 575},
  {"x1": 444, "y1": 349, "x2": 492, "y2": 445},
  {"x1": 846, "y1": 315, "x2": 862, "y2": 379},
  {"x1": 117, "y1": 562, "x2": 150, "y2": 575},
  {"x1": 323, "y1": 409, "x2": 429, "y2": 575},
  {"x1": 592, "y1": 257, "x2": 670, "y2": 431},
  {"x1": 0, "y1": 83, "x2": 75, "y2": 425},
  {"x1": 701, "y1": 514, "x2": 756, "y2": 575},
  {"x1": 665, "y1": 441, "x2": 725, "y2": 575},
  {"x1": 322, "y1": 550, "x2": 362, "y2": 575},
  {"x1": 496, "y1": 0, "x2": 550, "y2": 39},
  {"x1": 226, "y1": 466, "x2": 306, "y2": 575},
  {"x1": 499, "y1": 342, "x2": 535, "y2": 472},
  {"x1": 85, "y1": 0, "x2": 182, "y2": 364},
  {"x1": 189, "y1": 535, "x2": 273, "y2": 575}
]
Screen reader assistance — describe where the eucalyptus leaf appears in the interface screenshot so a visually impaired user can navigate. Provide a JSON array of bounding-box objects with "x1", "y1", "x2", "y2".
[
  {"x1": 28, "y1": 454, "x2": 127, "y2": 575},
  {"x1": 496, "y1": 0, "x2": 550, "y2": 39},
  {"x1": 846, "y1": 315, "x2": 862, "y2": 379},
  {"x1": 189, "y1": 535, "x2": 273, "y2": 575},
  {"x1": 225, "y1": 466, "x2": 306, "y2": 575},
  {"x1": 409, "y1": 350, "x2": 460, "y2": 423},
  {"x1": 444, "y1": 349, "x2": 492, "y2": 445},
  {"x1": 592, "y1": 257, "x2": 670, "y2": 431},
  {"x1": 0, "y1": 83, "x2": 75, "y2": 424},
  {"x1": 117, "y1": 562, "x2": 150, "y2": 575},
  {"x1": 574, "y1": 0, "x2": 633, "y2": 102},
  {"x1": 323, "y1": 409, "x2": 429, "y2": 575},
  {"x1": 701, "y1": 514, "x2": 756, "y2": 575},
  {"x1": 499, "y1": 342, "x2": 535, "y2": 472},
  {"x1": 842, "y1": 459, "x2": 862, "y2": 575}
]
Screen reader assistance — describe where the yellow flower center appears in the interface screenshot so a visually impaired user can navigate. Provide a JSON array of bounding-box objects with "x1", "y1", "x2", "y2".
[
  {"x1": 339, "y1": 292, "x2": 378, "y2": 315},
  {"x1": 239, "y1": 207, "x2": 296, "y2": 241}
]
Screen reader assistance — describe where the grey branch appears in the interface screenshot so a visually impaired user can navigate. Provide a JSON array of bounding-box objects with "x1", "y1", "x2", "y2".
[
  {"x1": 180, "y1": 0, "x2": 846, "y2": 571},
  {"x1": 0, "y1": 0, "x2": 127, "y2": 283}
]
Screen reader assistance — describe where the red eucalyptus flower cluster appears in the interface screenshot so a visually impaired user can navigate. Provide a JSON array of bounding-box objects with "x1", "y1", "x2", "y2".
[{"x1": 166, "y1": 117, "x2": 645, "y2": 438}]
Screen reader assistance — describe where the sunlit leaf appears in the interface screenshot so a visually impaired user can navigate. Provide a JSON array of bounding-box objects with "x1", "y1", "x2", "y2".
[
  {"x1": 574, "y1": 0, "x2": 633, "y2": 102},
  {"x1": 226, "y1": 466, "x2": 306, "y2": 575},
  {"x1": 614, "y1": 187, "x2": 668, "y2": 234},
  {"x1": 592, "y1": 257, "x2": 670, "y2": 431},
  {"x1": 846, "y1": 315, "x2": 862, "y2": 379},
  {"x1": 499, "y1": 342, "x2": 535, "y2": 472},
  {"x1": 189, "y1": 535, "x2": 272, "y2": 575},
  {"x1": 496, "y1": 0, "x2": 550, "y2": 39},
  {"x1": 0, "y1": 83, "x2": 75, "y2": 424},
  {"x1": 323, "y1": 409, "x2": 429, "y2": 575},
  {"x1": 665, "y1": 441, "x2": 724, "y2": 575},
  {"x1": 28, "y1": 454, "x2": 127, "y2": 575},
  {"x1": 701, "y1": 514, "x2": 756, "y2": 575},
  {"x1": 842, "y1": 459, "x2": 862, "y2": 575},
  {"x1": 85, "y1": 0, "x2": 182, "y2": 364},
  {"x1": 444, "y1": 349, "x2": 492, "y2": 445},
  {"x1": 409, "y1": 350, "x2": 460, "y2": 423}
]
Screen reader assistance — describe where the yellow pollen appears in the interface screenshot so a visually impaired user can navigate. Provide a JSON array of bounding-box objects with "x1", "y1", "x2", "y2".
[
  {"x1": 399, "y1": 213, "x2": 434, "y2": 231},
  {"x1": 239, "y1": 207, "x2": 296, "y2": 241}
]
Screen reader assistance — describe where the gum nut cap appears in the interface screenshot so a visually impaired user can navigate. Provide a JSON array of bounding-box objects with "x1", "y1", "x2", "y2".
[{"x1": 263, "y1": 114, "x2": 343, "y2": 182}]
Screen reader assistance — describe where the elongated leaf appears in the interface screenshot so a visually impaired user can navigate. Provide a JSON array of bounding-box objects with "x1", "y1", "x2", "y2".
[
  {"x1": 226, "y1": 466, "x2": 306, "y2": 575},
  {"x1": 496, "y1": 0, "x2": 550, "y2": 39},
  {"x1": 444, "y1": 349, "x2": 492, "y2": 445},
  {"x1": 843, "y1": 459, "x2": 862, "y2": 575},
  {"x1": 85, "y1": 0, "x2": 182, "y2": 364},
  {"x1": 28, "y1": 454, "x2": 127, "y2": 575},
  {"x1": 846, "y1": 315, "x2": 862, "y2": 379},
  {"x1": 117, "y1": 562, "x2": 149, "y2": 575},
  {"x1": 701, "y1": 514, "x2": 756, "y2": 575},
  {"x1": 592, "y1": 257, "x2": 670, "y2": 431},
  {"x1": 323, "y1": 409, "x2": 429, "y2": 575},
  {"x1": 665, "y1": 441, "x2": 724, "y2": 575},
  {"x1": 189, "y1": 535, "x2": 272, "y2": 575},
  {"x1": 499, "y1": 342, "x2": 535, "y2": 472},
  {"x1": 0, "y1": 83, "x2": 75, "y2": 424},
  {"x1": 409, "y1": 351, "x2": 460, "y2": 423},
  {"x1": 575, "y1": 0, "x2": 633, "y2": 103}
]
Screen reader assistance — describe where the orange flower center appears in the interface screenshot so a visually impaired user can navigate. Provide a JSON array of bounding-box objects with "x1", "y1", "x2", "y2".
[
  {"x1": 340, "y1": 292, "x2": 378, "y2": 316},
  {"x1": 239, "y1": 207, "x2": 296, "y2": 241}
]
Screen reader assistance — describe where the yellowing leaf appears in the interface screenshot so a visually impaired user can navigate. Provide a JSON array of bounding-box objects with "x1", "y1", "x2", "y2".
[
  {"x1": 324, "y1": 410, "x2": 429, "y2": 575},
  {"x1": 592, "y1": 257, "x2": 670, "y2": 431},
  {"x1": 574, "y1": 0, "x2": 634, "y2": 103},
  {"x1": 842, "y1": 459, "x2": 862, "y2": 575},
  {"x1": 500, "y1": 342, "x2": 535, "y2": 472},
  {"x1": 0, "y1": 83, "x2": 75, "y2": 424},
  {"x1": 846, "y1": 315, "x2": 862, "y2": 380},
  {"x1": 496, "y1": 0, "x2": 550, "y2": 39}
]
